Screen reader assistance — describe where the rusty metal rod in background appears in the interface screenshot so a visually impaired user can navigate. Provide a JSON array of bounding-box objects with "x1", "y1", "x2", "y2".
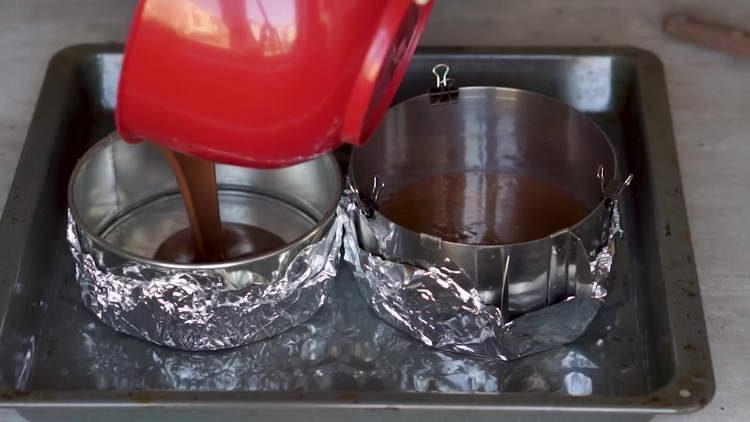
[{"x1": 663, "y1": 14, "x2": 750, "y2": 58}]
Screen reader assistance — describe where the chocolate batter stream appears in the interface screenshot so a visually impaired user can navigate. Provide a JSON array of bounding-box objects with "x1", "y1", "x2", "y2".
[
  {"x1": 154, "y1": 148, "x2": 286, "y2": 264},
  {"x1": 379, "y1": 171, "x2": 591, "y2": 245}
]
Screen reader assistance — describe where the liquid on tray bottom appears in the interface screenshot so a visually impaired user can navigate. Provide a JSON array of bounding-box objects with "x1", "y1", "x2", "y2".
[
  {"x1": 154, "y1": 222, "x2": 287, "y2": 264},
  {"x1": 378, "y1": 171, "x2": 592, "y2": 245}
]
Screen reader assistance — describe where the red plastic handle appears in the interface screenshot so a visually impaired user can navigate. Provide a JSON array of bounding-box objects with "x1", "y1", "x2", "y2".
[{"x1": 342, "y1": 0, "x2": 434, "y2": 145}]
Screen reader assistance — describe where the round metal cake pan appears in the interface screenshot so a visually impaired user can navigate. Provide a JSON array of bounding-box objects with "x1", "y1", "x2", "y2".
[{"x1": 350, "y1": 87, "x2": 619, "y2": 315}]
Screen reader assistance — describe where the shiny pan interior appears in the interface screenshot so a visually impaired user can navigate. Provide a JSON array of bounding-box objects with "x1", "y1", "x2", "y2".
[{"x1": 69, "y1": 133, "x2": 342, "y2": 275}]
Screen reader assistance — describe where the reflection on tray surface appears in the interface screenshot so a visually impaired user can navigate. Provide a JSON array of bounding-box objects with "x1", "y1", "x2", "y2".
[{"x1": 28, "y1": 264, "x2": 646, "y2": 395}]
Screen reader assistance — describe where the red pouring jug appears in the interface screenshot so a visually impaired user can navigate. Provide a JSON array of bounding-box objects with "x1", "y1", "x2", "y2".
[{"x1": 116, "y1": 0, "x2": 434, "y2": 168}]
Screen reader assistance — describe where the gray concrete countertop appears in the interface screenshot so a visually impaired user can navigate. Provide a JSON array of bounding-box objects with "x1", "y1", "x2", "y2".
[{"x1": 0, "y1": 0, "x2": 747, "y2": 420}]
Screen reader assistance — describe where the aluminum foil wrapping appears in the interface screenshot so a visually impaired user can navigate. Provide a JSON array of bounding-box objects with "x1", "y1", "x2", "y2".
[
  {"x1": 43, "y1": 194, "x2": 631, "y2": 392},
  {"x1": 33, "y1": 258, "x2": 642, "y2": 395},
  {"x1": 67, "y1": 210, "x2": 344, "y2": 351},
  {"x1": 66, "y1": 187, "x2": 621, "y2": 358},
  {"x1": 342, "y1": 192, "x2": 622, "y2": 361}
]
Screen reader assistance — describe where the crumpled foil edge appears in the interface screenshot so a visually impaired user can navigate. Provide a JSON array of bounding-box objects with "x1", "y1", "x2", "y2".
[
  {"x1": 342, "y1": 191, "x2": 622, "y2": 361},
  {"x1": 67, "y1": 208, "x2": 344, "y2": 351},
  {"x1": 67, "y1": 189, "x2": 621, "y2": 359}
]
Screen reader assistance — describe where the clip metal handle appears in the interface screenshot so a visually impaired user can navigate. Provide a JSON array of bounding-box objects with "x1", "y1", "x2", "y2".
[
  {"x1": 429, "y1": 63, "x2": 459, "y2": 105},
  {"x1": 432, "y1": 64, "x2": 451, "y2": 88},
  {"x1": 597, "y1": 165, "x2": 634, "y2": 204}
]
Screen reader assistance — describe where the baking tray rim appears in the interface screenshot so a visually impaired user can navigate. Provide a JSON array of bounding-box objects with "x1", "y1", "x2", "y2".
[{"x1": 0, "y1": 44, "x2": 714, "y2": 414}]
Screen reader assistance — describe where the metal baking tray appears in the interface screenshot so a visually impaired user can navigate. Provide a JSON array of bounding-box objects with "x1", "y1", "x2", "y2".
[{"x1": 0, "y1": 45, "x2": 713, "y2": 421}]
